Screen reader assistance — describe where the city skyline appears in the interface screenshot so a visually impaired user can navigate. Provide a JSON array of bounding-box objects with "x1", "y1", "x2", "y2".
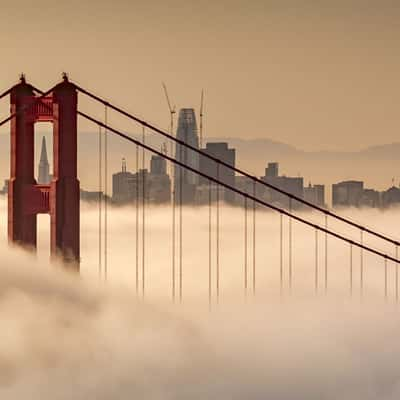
[{"x1": 0, "y1": 126, "x2": 399, "y2": 195}]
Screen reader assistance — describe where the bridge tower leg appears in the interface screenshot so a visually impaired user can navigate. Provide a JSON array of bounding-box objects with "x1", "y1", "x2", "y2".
[
  {"x1": 51, "y1": 78, "x2": 80, "y2": 269},
  {"x1": 8, "y1": 78, "x2": 36, "y2": 248}
]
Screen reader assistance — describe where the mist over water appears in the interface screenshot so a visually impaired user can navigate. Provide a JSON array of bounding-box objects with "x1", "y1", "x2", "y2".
[{"x1": 1, "y1": 197, "x2": 400, "y2": 399}]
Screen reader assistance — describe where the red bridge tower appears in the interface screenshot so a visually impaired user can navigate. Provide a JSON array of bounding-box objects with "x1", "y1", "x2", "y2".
[{"x1": 9, "y1": 75, "x2": 80, "y2": 269}]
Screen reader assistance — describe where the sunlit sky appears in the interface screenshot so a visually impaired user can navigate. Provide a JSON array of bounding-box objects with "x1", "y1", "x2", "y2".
[{"x1": 1, "y1": 0, "x2": 400, "y2": 151}]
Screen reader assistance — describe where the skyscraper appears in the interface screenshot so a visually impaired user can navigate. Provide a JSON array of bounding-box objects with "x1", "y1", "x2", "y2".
[
  {"x1": 38, "y1": 136, "x2": 51, "y2": 184},
  {"x1": 174, "y1": 108, "x2": 199, "y2": 204}
]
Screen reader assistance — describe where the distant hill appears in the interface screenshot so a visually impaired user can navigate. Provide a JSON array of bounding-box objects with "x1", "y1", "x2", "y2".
[
  {"x1": 0, "y1": 132, "x2": 398, "y2": 193},
  {"x1": 206, "y1": 137, "x2": 400, "y2": 191}
]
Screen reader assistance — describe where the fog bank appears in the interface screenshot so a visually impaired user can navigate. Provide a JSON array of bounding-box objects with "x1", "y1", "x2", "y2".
[{"x1": 0, "y1": 198, "x2": 400, "y2": 399}]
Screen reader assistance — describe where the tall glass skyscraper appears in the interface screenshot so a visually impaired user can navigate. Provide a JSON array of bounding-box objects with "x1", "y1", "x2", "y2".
[{"x1": 174, "y1": 108, "x2": 199, "y2": 204}]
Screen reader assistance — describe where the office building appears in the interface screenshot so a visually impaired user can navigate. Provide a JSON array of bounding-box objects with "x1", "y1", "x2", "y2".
[
  {"x1": 174, "y1": 108, "x2": 200, "y2": 204},
  {"x1": 381, "y1": 186, "x2": 400, "y2": 208},
  {"x1": 260, "y1": 163, "x2": 304, "y2": 209},
  {"x1": 148, "y1": 155, "x2": 171, "y2": 204},
  {"x1": 265, "y1": 162, "x2": 279, "y2": 178},
  {"x1": 197, "y1": 142, "x2": 236, "y2": 203},
  {"x1": 112, "y1": 158, "x2": 135, "y2": 204},
  {"x1": 304, "y1": 183, "x2": 325, "y2": 207},
  {"x1": 332, "y1": 181, "x2": 364, "y2": 207}
]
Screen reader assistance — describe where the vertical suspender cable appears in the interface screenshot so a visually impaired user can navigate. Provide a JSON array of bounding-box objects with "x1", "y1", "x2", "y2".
[
  {"x1": 360, "y1": 230, "x2": 364, "y2": 297},
  {"x1": 171, "y1": 150, "x2": 176, "y2": 303},
  {"x1": 179, "y1": 141, "x2": 183, "y2": 303},
  {"x1": 350, "y1": 243, "x2": 353, "y2": 296},
  {"x1": 315, "y1": 228, "x2": 318, "y2": 294},
  {"x1": 288, "y1": 198, "x2": 293, "y2": 291},
  {"x1": 396, "y1": 245, "x2": 399, "y2": 303},
  {"x1": 142, "y1": 126, "x2": 146, "y2": 299},
  {"x1": 280, "y1": 213, "x2": 283, "y2": 296},
  {"x1": 244, "y1": 196, "x2": 248, "y2": 299},
  {"x1": 98, "y1": 125, "x2": 102, "y2": 279},
  {"x1": 136, "y1": 144, "x2": 139, "y2": 295},
  {"x1": 208, "y1": 178, "x2": 212, "y2": 310},
  {"x1": 325, "y1": 214, "x2": 328, "y2": 293},
  {"x1": 252, "y1": 180, "x2": 256, "y2": 296},
  {"x1": 384, "y1": 257, "x2": 388, "y2": 301},
  {"x1": 104, "y1": 106, "x2": 108, "y2": 281},
  {"x1": 216, "y1": 163, "x2": 220, "y2": 303}
]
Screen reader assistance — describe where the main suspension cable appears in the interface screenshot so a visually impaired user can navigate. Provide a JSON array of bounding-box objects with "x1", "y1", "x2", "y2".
[{"x1": 0, "y1": 87, "x2": 12, "y2": 101}]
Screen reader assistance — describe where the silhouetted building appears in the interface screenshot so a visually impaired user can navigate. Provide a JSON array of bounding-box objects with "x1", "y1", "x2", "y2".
[
  {"x1": 80, "y1": 189, "x2": 105, "y2": 203},
  {"x1": 265, "y1": 162, "x2": 279, "y2": 178},
  {"x1": 112, "y1": 158, "x2": 135, "y2": 204},
  {"x1": 151, "y1": 155, "x2": 167, "y2": 175},
  {"x1": 197, "y1": 142, "x2": 236, "y2": 203},
  {"x1": 38, "y1": 136, "x2": 51, "y2": 184},
  {"x1": 0, "y1": 180, "x2": 8, "y2": 195},
  {"x1": 359, "y1": 188, "x2": 381, "y2": 208},
  {"x1": 148, "y1": 155, "x2": 171, "y2": 204},
  {"x1": 332, "y1": 181, "x2": 364, "y2": 207},
  {"x1": 174, "y1": 109, "x2": 199, "y2": 204},
  {"x1": 112, "y1": 157, "x2": 171, "y2": 205},
  {"x1": 260, "y1": 163, "x2": 304, "y2": 209},
  {"x1": 381, "y1": 186, "x2": 400, "y2": 208},
  {"x1": 304, "y1": 183, "x2": 325, "y2": 207}
]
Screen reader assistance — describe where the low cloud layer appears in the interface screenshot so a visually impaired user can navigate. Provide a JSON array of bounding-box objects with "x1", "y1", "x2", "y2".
[{"x1": 0, "y1": 198, "x2": 400, "y2": 399}]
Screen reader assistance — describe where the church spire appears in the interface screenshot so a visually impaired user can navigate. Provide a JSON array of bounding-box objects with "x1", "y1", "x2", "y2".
[
  {"x1": 40, "y1": 136, "x2": 49, "y2": 164},
  {"x1": 38, "y1": 136, "x2": 50, "y2": 184}
]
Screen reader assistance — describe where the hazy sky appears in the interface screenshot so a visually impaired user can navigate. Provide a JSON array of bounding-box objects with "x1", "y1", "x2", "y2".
[{"x1": 1, "y1": 0, "x2": 400, "y2": 151}]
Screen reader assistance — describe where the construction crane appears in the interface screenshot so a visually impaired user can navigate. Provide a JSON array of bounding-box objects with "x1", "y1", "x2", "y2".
[
  {"x1": 199, "y1": 89, "x2": 204, "y2": 149},
  {"x1": 162, "y1": 82, "x2": 176, "y2": 137}
]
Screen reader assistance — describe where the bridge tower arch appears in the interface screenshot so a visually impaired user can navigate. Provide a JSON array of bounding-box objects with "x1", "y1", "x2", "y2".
[{"x1": 8, "y1": 75, "x2": 80, "y2": 269}]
